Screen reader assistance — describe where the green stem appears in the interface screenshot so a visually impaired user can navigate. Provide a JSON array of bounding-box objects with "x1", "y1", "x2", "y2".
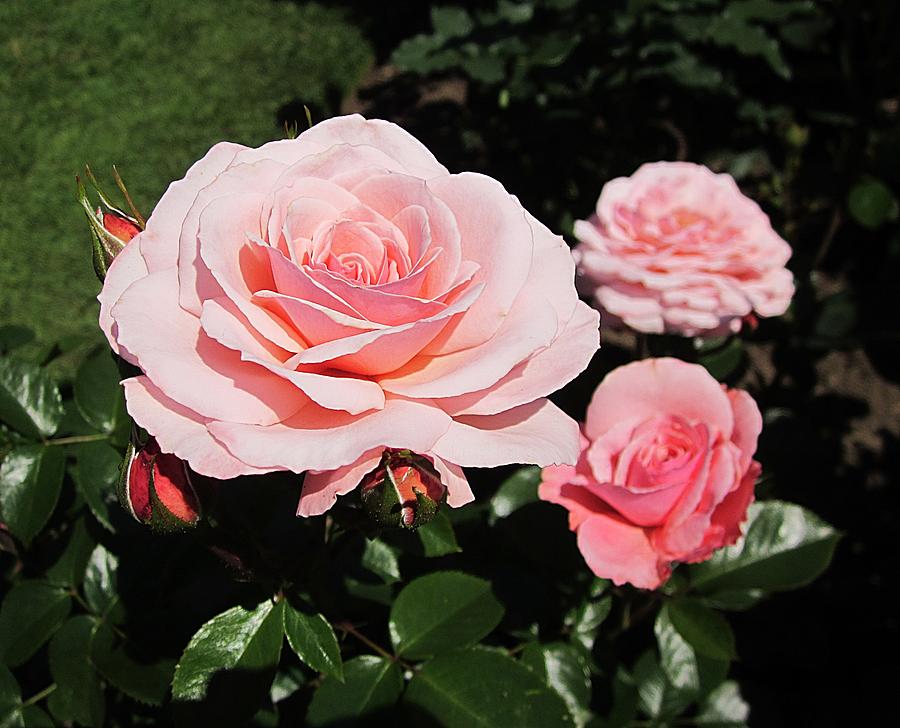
[
  {"x1": 337, "y1": 622, "x2": 394, "y2": 661},
  {"x1": 21, "y1": 683, "x2": 56, "y2": 707},
  {"x1": 46, "y1": 433, "x2": 109, "y2": 446}
]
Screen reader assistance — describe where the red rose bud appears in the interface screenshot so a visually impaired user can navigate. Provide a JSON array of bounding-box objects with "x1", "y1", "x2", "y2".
[
  {"x1": 117, "y1": 438, "x2": 201, "y2": 532},
  {"x1": 77, "y1": 167, "x2": 144, "y2": 281},
  {"x1": 360, "y1": 450, "x2": 445, "y2": 530}
]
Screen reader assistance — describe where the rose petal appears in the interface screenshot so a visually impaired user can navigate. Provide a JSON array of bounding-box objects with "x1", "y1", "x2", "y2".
[
  {"x1": 577, "y1": 513, "x2": 670, "y2": 589},
  {"x1": 122, "y1": 376, "x2": 274, "y2": 479},
  {"x1": 431, "y1": 398, "x2": 580, "y2": 468},
  {"x1": 207, "y1": 396, "x2": 452, "y2": 472}
]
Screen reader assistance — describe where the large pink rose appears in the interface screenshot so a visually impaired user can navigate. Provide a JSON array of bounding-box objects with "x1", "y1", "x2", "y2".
[
  {"x1": 574, "y1": 161, "x2": 794, "y2": 336},
  {"x1": 539, "y1": 358, "x2": 762, "y2": 589},
  {"x1": 99, "y1": 115, "x2": 599, "y2": 516}
]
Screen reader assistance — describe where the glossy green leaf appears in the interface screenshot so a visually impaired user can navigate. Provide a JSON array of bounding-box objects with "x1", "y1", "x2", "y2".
[
  {"x1": 633, "y1": 650, "x2": 693, "y2": 720},
  {"x1": 282, "y1": 603, "x2": 342, "y2": 680},
  {"x1": 489, "y1": 466, "x2": 540, "y2": 522},
  {"x1": 566, "y1": 596, "x2": 612, "y2": 652},
  {"x1": 90, "y1": 621, "x2": 173, "y2": 706},
  {"x1": 74, "y1": 441, "x2": 121, "y2": 532},
  {"x1": 0, "y1": 357, "x2": 63, "y2": 439},
  {"x1": 690, "y1": 501, "x2": 840, "y2": 593},
  {"x1": 0, "y1": 444, "x2": 65, "y2": 545},
  {"x1": 521, "y1": 642, "x2": 591, "y2": 726},
  {"x1": 73, "y1": 349, "x2": 125, "y2": 434},
  {"x1": 654, "y1": 605, "x2": 699, "y2": 694},
  {"x1": 0, "y1": 581, "x2": 71, "y2": 667},
  {"x1": 417, "y1": 511, "x2": 461, "y2": 557},
  {"x1": 361, "y1": 538, "x2": 401, "y2": 583},
  {"x1": 389, "y1": 571, "x2": 504, "y2": 659},
  {"x1": 696, "y1": 680, "x2": 750, "y2": 727},
  {"x1": 848, "y1": 177, "x2": 898, "y2": 229},
  {"x1": 306, "y1": 655, "x2": 402, "y2": 727},
  {"x1": 83, "y1": 544, "x2": 124, "y2": 623},
  {"x1": 0, "y1": 665, "x2": 23, "y2": 728},
  {"x1": 45, "y1": 517, "x2": 97, "y2": 587},
  {"x1": 668, "y1": 600, "x2": 736, "y2": 661},
  {"x1": 47, "y1": 616, "x2": 105, "y2": 728},
  {"x1": 172, "y1": 600, "x2": 284, "y2": 725},
  {"x1": 404, "y1": 646, "x2": 573, "y2": 727}
]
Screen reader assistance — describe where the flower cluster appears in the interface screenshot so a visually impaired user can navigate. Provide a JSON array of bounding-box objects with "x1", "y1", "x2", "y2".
[{"x1": 93, "y1": 117, "x2": 792, "y2": 588}]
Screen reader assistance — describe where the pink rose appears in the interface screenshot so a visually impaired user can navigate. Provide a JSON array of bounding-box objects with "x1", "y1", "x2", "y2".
[
  {"x1": 574, "y1": 161, "x2": 794, "y2": 336},
  {"x1": 539, "y1": 358, "x2": 762, "y2": 589},
  {"x1": 99, "y1": 115, "x2": 599, "y2": 516}
]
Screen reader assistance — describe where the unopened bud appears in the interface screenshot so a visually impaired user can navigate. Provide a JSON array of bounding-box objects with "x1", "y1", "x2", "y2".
[
  {"x1": 77, "y1": 167, "x2": 144, "y2": 281},
  {"x1": 117, "y1": 438, "x2": 201, "y2": 532},
  {"x1": 359, "y1": 450, "x2": 445, "y2": 530}
]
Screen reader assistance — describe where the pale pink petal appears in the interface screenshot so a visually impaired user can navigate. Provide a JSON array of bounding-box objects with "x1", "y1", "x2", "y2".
[
  {"x1": 577, "y1": 513, "x2": 669, "y2": 589},
  {"x1": 207, "y1": 397, "x2": 452, "y2": 473},
  {"x1": 111, "y1": 268, "x2": 306, "y2": 425},
  {"x1": 727, "y1": 388, "x2": 762, "y2": 472},
  {"x1": 437, "y1": 301, "x2": 599, "y2": 416},
  {"x1": 199, "y1": 297, "x2": 385, "y2": 415},
  {"x1": 428, "y1": 454, "x2": 473, "y2": 507},
  {"x1": 285, "y1": 283, "x2": 484, "y2": 376},
  {"x1": 378, "y1": 285, "x2": 557, "y2": 399},
  {"x1": 122, "y1": 376, "x2": 274, "y2": 479},
  {"x1": 585, "y1": 358, "x2": 734, "y2": 441},
  {"x1": 418, "y1": 172, "x2": 534, "y2": 353},
  {"x1": 431, "y1": 398, "x2": 580, "y2": 468},
  {"x1": 298, "y1": 449, "x2": 382, "y2": 517},
  {"x1": 97, "y1": 238, "x2": 149, "y2": 362},
  {"x1": 139, "y1": 142, "x2": 245, "y2": 272}
]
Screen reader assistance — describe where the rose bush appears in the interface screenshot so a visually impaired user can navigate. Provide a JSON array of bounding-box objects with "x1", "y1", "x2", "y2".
[
  {"x1": 98, "y1": 114, "x2": 599, "y2": 515},
  {"x1": 540, "y1": 357, "x2": 762, "y2": 589},
  {"x1": 574, "y1": 161, "x2": 794, "y2": 336}
]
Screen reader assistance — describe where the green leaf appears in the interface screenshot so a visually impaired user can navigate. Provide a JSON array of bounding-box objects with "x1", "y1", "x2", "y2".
[
  {"x1": 83, "y1": 544, "x2": 124, "y2": 623},
  {"x1": 73, "y1": 349, "x2": 125, "y2": 434},
  {"x1": 389, "y1": 571, "x2": 504, "y2": 659},
  {"x1": 306, "y1": 655, "x2": 402, "y2": 727},
  {"x1": 0, "y1": 444, "x2": 65, "y2": 545},
  {"x1": 0, "y1": 581, "x2": 71, "y2": 667},
  {"x1": 565, "y1": 596, "x2": 612, "y2": 652},
  {"x1": 430, "y1": 6, "x2": 474, "y2": 38},
  {"x1": 0, "y1": 665, "x2": 23, "y2": 728},
  {"x1": 654, "y1": 605, "x2": 699, "y2": 694},
  {"x1": 521, "y1": 642, "x2": 591, "y2": 726},
  {"x1": 19, "y1": 706, "x2": 52, "y2": 728},
  {"x1": 699, "y1": 338, "x2": 744, "y2": 381},
  {"x1": 489, "y1": 466, "x2": 540, "y2": 522},
  {"x1": 90, "y1": 621, "x2": 174, "y2": 706},
  {"x1": 667, "y1": 600, "x2": 736, "y2": 661},
  {"x1": 696, "y1": 680, "x2": 750, "y2": 727},
  {"x1": 690, "y1": 501, "x2": 840, "y2": 593},
  {"x1": 0, "y1": 357, "x2": 63, "y2": 439},
  {"x1": 74, "y1": 441, "x2": 121, "y2": 532},
  {"x1": 282, "y1": 603, "x2": 343, "y2": 680},
  {"x1": 47, "y1": 616, "x2": 105, "y2": 727},
  {"x1": 633, "y1": 651, "x2": 693, "y2": 720},
  {"x1": 848, "y1": 177, "x2": 898, "y2": 230},
  {"x1": 361, "y1": 538, "x2": 401, "y2": 583},
  {"x1": 46, "y1": 517, "x2": 97, "y2": 587},
  {"x1": 172, "y1": 600, "x2": 284, "y2": 725},
  {"x1": 0, "y1": 327, "x2": 34, "y2": 356},
  {"x1": 404, "y1": 646, "x2": 573, "y2": 727},
  {"x1": 417, "y1": 511, "x2": 461, "y2": 557}
]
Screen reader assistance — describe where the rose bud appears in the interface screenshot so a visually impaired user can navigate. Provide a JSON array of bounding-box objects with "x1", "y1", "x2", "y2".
[
  {"x1": 77, "y1": 169, "x2": 143, "y2": 281},
  {"x1": 359, "y1": 450, "x2": 445, "y2": 530},
  {"x1": 117, "y1": 438, "x2": 201, "y2": 532}
]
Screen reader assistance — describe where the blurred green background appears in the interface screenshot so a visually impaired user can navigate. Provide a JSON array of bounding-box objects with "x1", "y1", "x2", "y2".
[{"x1": 0, "y1": 0, "x2": 371, "y2": 346}]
